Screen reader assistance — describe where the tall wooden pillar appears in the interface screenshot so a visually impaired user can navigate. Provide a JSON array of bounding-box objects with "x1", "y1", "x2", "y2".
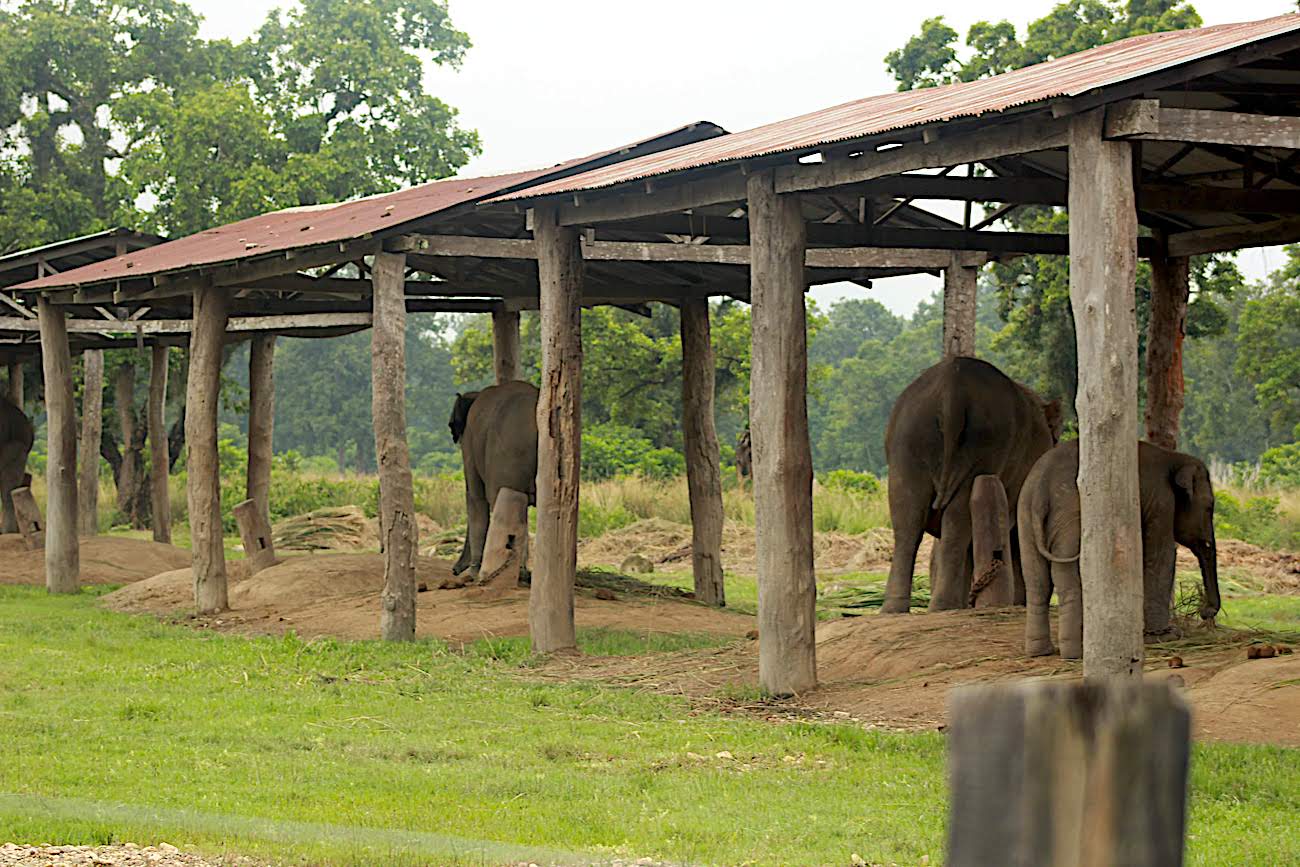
[
  {"x1": 1145, "y1": 250, "x2": 1190, "y2": 450},
  {"x1": 186, "y1": 286, "x2": 230, "y2": 614},
  {"x1": 531, "y1": 207, "x2": 583, "y2": 653},
  {"x1": 943, "y1": 254, "x2": 979, "y2": 358},
  {"x1": 372, "y1": 252, "x2": 418, "y2": 641},
  {"x1": 1068, "y1": 110, "x2": 1143, "y2": 680},
  {"x1": 680, "y1": 297, "x2": 725, "y2": 607},
  {"x1": 7, "y1": 360, "x2": 23, "y2": 408},
  {"x1": 37, "y1": 297, "x2": 79, "y2": 593},
  {"x1": 148, "y1": 345, "x2": 171, "y2": 543},
  {"x1": 247, "y1": 334, "x2": 276, "y2": 521},
  {"x1": 77, "y1": 349, "x2": 104, "y2": 536},
  {"x1": 747, "y1": 170, "x2": 816, "y2": 696},
  {"x1": 492, "y1": 308, "x2": 522, "y2": 384}
]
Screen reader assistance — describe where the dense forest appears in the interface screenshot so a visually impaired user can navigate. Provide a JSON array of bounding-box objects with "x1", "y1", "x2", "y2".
[{"x1": 3, "y1": 0, "x2": 1298, "y2": 489}]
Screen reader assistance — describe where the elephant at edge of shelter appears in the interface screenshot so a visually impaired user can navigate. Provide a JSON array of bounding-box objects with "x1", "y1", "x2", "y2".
[
  {"x1": 882, "y1": 357, "x2": 1062, "y2": 613},
  {"x1": 1019, "y1": 439, "x2": 1221, "y2": 659},
  {"x1": 0, "y1": 396, "x2": 33, "y2": 535},
  {"x1": 448, "y1": 380, "x2": 539, "y2": 578}
]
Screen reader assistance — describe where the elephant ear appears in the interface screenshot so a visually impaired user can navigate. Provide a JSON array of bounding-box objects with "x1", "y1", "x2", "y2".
[
  {"x1": 1174, "y1": 462, "x2": 1199, "y2": 498},
  {"x1": 1042, "y1": 399, "x2": 1064, "y2": 443}
]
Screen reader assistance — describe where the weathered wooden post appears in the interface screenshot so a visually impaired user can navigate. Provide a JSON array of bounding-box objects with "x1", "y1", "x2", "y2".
[
  {"x1": 8, "y1": 360, "x2": 23, "y2": 408},
  {"x1": 477, "y1": 487, "x2": 530, "y2": 595},
  {"x1": 969, "y1": 475, "x2": 1013, "y2": 607},
  {"x1": 1145, "y1": 244, "x2": 1190, "y2": 451},
  {"x1": 186, "y1": 286, "x2": 230, "y2": 613},
  {"x1": 77, "y1": 349, "x2": 104, "y2": 537},
  {"x1": 37, "y1": 297, "x2": 79, "y2": 593},
  {"x1": 233, "y1": 498, "x2": 277, "y2": 574},
  {"x1": 247, "y1": 334, "x2": 275, "y2": 522},
  {"x1": 492, "y1": 308, "x2": 522, "y2": 384},
  {"x1": 947, "y1": 680, "x2": 1190, "y2": 867},
  {"x1": 1069, "y1": 109, "x2": 1143, "y2": 679},
  {"x1": 12, "y1": 487, "x2": 44, "y2": 549},
  {"x1": 680, "y1": 297, "x2": 725, "y2": 607},
  {"x1": 531, "y1": 206, "x2": 583, "y2": 653},
  {"x1": 148, "y1": 344, "x2": 171, "y2": 543},
  {"x1": 372, "y1": 251, "x2": 418, "y2": 641},
  {"x1": 942, "y1": 253, "x2": 979, "y2": 358},
  {"x1": 748, "y1": 170, "x2": 816, "y2": 696}
]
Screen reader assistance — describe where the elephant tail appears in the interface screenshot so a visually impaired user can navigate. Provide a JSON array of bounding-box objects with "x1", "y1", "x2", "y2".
[
  {"x1": 930, "y1": 385, "x2": 969, "y2": 511},
  {"x1": 1033, "y1": 514, "x2": 1079, "y2": 564}
]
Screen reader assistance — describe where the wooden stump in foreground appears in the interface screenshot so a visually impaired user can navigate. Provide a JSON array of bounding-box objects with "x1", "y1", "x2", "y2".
[
  {"x1": 477, "y1": 486, "x2": 530, "y2": 596},
  {"x1": 233, "y1": 498, "x2": 278, "y2": 575}
]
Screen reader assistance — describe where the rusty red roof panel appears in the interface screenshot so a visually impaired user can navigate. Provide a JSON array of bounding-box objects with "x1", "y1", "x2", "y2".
[
  {"x1": 494, "y1": 13, "x2": 1300, "y2": 202},
  {"x1": 19, "y1": 123, "x2": 727, "y2": 291}
]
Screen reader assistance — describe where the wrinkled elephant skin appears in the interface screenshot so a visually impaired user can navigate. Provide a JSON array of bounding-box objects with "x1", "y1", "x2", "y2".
[
  {"x1": 0, "y1": 397, "x2": 32, "y2": 535},
  {"x1": 1019, "y1": 440, "x2": 1220, "y2": 659}
]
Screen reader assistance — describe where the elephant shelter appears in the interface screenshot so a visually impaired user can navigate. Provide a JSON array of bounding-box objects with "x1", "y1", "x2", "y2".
[{"x1": 15, "y1": 12, "x2": 1300, "y2": 694}]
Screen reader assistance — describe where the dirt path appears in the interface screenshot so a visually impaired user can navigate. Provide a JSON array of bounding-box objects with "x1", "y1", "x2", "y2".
[{"x1": 0, "y1": 535, "x2": 191, "y2": 586}]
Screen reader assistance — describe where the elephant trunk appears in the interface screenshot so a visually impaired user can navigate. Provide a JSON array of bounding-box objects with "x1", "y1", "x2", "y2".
[{"x1": 1194, "y1": 533, "x2": 1220, "y2": 621}]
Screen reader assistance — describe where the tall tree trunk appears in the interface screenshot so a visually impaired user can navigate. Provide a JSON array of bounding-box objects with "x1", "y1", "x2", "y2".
[{"x1": 1145, "y1": 251, "x2": 1190, "y2": 450}]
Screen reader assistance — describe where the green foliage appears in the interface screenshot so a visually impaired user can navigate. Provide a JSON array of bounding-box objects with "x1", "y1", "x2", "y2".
[
  {"x1": 820, "y1": 469, "x2": 881, "y2": 495},
  {"x1": 1259, "y1": 442, "x2": 1300, "y2": 488},
  {"x1": 581, "y1": 423, "x2": 685, "y2": 482},
  {"x1": 1214, "y1": 492, "x2": 1300, "y2": 551}
]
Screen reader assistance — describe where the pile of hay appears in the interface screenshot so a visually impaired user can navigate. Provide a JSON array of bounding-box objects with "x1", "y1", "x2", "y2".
[{"x1": 271, "y1": 506, "x2": 377, "y2": 552}]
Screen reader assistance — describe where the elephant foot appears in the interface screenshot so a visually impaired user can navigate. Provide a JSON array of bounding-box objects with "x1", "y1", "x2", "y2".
[
  {"x1": 1026, "y1": 638, "x2": 1056, "y2": 658},
  {"x1": 1059, "y1": 642, "x2": 1082, "y2": 660},
  {"x1": 880, "y1": 597, "x2": 912, "y2": 614},
  {"x1": 1144, "y1": 626, "x2": 1182, "y2": 644}
]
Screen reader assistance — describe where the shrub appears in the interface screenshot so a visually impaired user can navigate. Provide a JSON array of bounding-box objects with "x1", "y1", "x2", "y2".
[
  {"x1": 821, "y1": 468, "x2": 881, "y2": 494},
  {"x1": 1214, "y1": 491, "x2": 1300, "y2": 550},
  {"x1": 1259, "y1": 442, "x2": 1300, "y2": 488}
]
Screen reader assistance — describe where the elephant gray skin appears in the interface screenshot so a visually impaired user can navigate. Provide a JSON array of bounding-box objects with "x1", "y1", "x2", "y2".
[
  {"x1": 883, "y1": 357, "x2": 1062, "y2": 613},
  {"x1": 1019, "y1": 439, "x2": 1220, "y2": 659},
  {"x1": 448, "y1": 380, "x2": 539, "y2": 577},
  {"x1": 0, "y1": 397, "x2": 32, "y2": 535}
]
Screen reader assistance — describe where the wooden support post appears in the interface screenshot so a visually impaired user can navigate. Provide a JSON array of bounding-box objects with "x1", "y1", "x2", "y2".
[
  {"x1": 372, "y1": 252, "x2": 418, "y2": 641},
  {"x1": 77, "y1": 349, "x2": 103, "y2": 537},
  {"x1": 531, "y1": 207, "x2": 583, "y2": 654},
  {"x1": 186, "y1": 286, "x2": 230, "y2": 614},
  {"x1": 747, "y1": 170, "x2": 816, "y2": 696},
  {"x1": 947, "y1": 680, "x2": 1190, "y2": 867},
  {"x1": 1069, "y1": 110, "x2": 1143, "y2": 679},
  {"x1": 7, "y1": 360, "x2": 22, "y2": 408},
  {"x1": 491, "y1": 308, "x2": 522, "y2": 384},
  {"x1": 680, "y1": 298, "x2": 725, "y2": 607},
  {"x1": 37, "y1": 297, "x2": 78, "y2": 593},
  {"x1": 246, "y1": 334, "x2": 275, "y2": 521},
  {"x1": 12, "y1": 487, "x2": 44, "y2": 550},
  {"x1": 477, "y1": 487, "x2": 530, "y2": 595},
  {"x1": 942, "y1": 253, "x2": 979, "y2": 357},
  {"x1": 1145, "y1": 251, "x2": 1190, "y2": 450},
  {"x1": 148, "y1": 345, "x2": 171, "y2": 544},
  {"x1": 233, "y1": 498, "x2": 277, "y2": 574},
  {"x1": 969, "y1": 475, "x2": 1013, "y2": 607}
]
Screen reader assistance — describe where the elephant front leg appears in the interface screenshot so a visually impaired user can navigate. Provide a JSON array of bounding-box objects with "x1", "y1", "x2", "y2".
[
  {"x1": 465, "y1": 487, "x2": 490, "y2": 579},
  {"x1": 1143, "y1": 535, "x2": 1179, "y2": 640},
  {"x1": 0, "y1": 488, "x2": 15, "y2": 535}
]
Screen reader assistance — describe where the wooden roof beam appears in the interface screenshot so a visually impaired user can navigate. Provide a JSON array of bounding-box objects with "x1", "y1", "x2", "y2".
[{"x1": 1106, "y1": 100, "x2": 1300, "y2": 150}]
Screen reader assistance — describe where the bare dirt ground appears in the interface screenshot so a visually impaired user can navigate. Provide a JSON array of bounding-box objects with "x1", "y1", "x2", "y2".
[
  {"x1": 0, "y1": 843, "x2": 259, "y2": 866},
  {"x1": 102, "y1": 552, "x2": 753, "y2": 644},
  {"x1": 0, "y1": 535, "x2": 191, "y2": 586},
  {"x1": 532, "y1": 608, "x2": 1300, "y2": 748}
]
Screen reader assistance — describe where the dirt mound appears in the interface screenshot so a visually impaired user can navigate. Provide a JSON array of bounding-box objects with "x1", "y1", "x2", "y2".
[
  {"x1": 103, "y1": 551, "x2": 752, "y2": 644},
  {"x1": 0, "y1": 535, "x2": 190, "y2": 586},
  {"x1": 1181, "y1": 539, "x2": 1300, "y2": 594},
  {"x1": 533, "y1": 608, "x2": 1299, "y2": 747},
  {"x1": 271, "y1": 507, "x2": 444, "y2": 554}
]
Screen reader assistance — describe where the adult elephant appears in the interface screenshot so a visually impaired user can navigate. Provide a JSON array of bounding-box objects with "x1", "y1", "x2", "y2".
[
  {"x1": 0, "y1": 396, "x2": 33, "y2": 534},
  {"x1": 448, "y1": 380, "x2": 539, "y2": 577},
  {"x1": 1019, "y1": 440, "x2": 1220, "y2": 659},
  {"x1": 883, "y1": 357, "x2": 1062, "y2": 613}
]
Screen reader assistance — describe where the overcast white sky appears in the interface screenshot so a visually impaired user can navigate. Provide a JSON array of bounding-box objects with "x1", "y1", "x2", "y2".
[{"x1": 191, "y1": 0, "x2": 1296, "y2": 313}]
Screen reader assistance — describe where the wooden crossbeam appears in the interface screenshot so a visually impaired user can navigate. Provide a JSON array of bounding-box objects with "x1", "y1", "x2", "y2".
[
  {"x1": 1106, "y1": 100, "x2": 1300, "y2": 150},
  {"x1": 1167, "y1": 215, "x2": 1300, "y2": 257}
]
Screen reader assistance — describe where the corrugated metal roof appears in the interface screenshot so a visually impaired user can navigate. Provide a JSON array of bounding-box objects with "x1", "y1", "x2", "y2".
[
  {"x1": 19, "y1": 123, "x2": 727, "y2": 292},
  {"x1": 494, "y1": 13, "x2": 1300, "y2": 203},
  {"x1": 0, "y1": 228, "x2": 164, "y2": 288}
]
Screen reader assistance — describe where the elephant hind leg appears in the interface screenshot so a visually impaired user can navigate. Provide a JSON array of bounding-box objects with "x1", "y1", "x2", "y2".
[
  {"x1": 882, "y1": 479, "x2": 928, "y2": 614},
  {"x1": 929, "y1": 490, "x2": 973, "y2": 611},
  {"x1": 1054, "y1": 560, "x2": 1083, "y2": 660}
]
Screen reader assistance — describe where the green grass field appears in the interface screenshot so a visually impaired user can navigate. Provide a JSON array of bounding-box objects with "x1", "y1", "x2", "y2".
[{"x1": 1, "y1": 587, "x2": 1297, "y2": 866}]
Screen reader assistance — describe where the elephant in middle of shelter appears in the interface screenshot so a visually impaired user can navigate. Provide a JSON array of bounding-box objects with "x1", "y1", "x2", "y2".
[
  {"x1": 882, "y1": 357, "x2": 1062, "y2": 613},
  {"x1": 1019, "y1": 439, "x2": 1221, "y2": 659},
  {"x1": 0, "y1": 396, "x2": 33, "y2": 535},
  {"x1": 448, "y1": 380, "x2": 539, "y2": 578}
]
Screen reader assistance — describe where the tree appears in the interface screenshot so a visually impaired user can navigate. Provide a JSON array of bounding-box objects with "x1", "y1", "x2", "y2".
[{"x1": 1237, "y1": 249, "x2": 1300, "y2": 440}]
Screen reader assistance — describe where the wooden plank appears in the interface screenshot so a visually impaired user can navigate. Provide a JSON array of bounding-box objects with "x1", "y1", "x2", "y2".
[
  {"x1": 748, "y1": 170, "x2": 817, "y2": 696},
  {"x1": 186, "y1": 285, "x2": 230, "y2": 614},
  {"x1": 1107, "y1": 100, "x2": 1300, "y2": 149},
  {"x1": 1068, "y1": 110, "x2": 1144, "y2": 680},
  {"x1": 372, "y1": 252, "x2": 419, "y2": 641},
  {"x1": 942, "y1": 254, "x2": 978, "y2": 357},
  {"x1": 555, "y1": 173, "x2": 748, "y2": 226},
  {"x1": 1139, "y1": 184, "x2": 1300, "y2": 215},
  {"x1": 1167, "y1": 215, "x2": 1300, "y2": 257},
  {"x1": 776, "y1": 117, "x2": 1071, "y2": 195},
  {"x1": 148, "y1": 345, "x2": 171, "y2": 544},
  {"x1": 246, "y1": 334, "x2": 275, "y2": 522},
  {"x1": 680, "y1": 298, "x2": 725, "y2": 607},
  {"x1": 491, "y1": 309, "x2": 522, "y2": 384},
  {"x1": 530, "y1": 207, "x2": 583, "y2": 654},
  {"x1": 1146, "y1": 251, "x2": 1190, "y2": 450},
  {"x1": 37, "y1": 297, "x2": 79, "y2": 593},
  {"x1": 77, "y1": 349, "x2": 103, "y2": 536},
  {"x1": 948, "y1": 681, "x2": 1190, "y2": 866},
  {"x1": 854, "y1": 174, "x2": 1068, "y2": 204}
]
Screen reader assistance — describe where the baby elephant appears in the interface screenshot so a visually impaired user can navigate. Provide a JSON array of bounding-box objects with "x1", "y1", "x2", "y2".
[{"x1": 1019, "y1": 440, "x2": 1220, "y2": 659}]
